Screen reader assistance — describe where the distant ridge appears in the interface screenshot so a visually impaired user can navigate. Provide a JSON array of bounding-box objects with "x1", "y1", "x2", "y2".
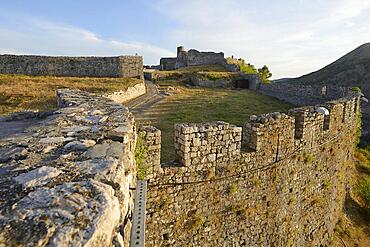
[
  {"x1": 283, "y1": 43, "x2": 370, "y2": 132},
  {"x1": 287, "y1": 43, "x2": 370, "y2": 87}
]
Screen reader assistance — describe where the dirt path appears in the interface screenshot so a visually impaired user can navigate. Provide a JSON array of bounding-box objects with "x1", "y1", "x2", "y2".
[{"x1": 127, "y1": 80, "x2": 165, "y2": 115}]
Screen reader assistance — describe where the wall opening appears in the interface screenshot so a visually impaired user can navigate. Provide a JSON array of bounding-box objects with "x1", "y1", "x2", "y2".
[
  {"x1": 235, "y1": 79, "x2": 250, "y2": 89},
  {"x1": 321, "y1": 86, "x2": 327, "y2": 96}
]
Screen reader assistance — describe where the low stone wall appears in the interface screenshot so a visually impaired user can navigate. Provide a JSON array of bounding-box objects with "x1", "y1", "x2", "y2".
[
  {"x1": 259, "y1": 82, "x2": 352, "y2": 106},
  {"x1": 191, "y1": 73, "x2": 261, "y2": 90},
  {"x1": 191, "y1": 77, "x2": 232, "y2": 88},
  {"x1": 0, "y1": 89, "x2": 137, "y2": 246},
  {"x1": 104, "y1": 81, "x2": 146, "y2": 103},
  {"x1": 0, "y1": 54, "x2": 143, "y2": 78},
  {"x1": 141, "y1": 95, "x2": 360, "y2": 246}
]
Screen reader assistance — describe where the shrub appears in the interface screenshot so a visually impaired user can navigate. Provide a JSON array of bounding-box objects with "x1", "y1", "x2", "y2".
[
  {"x1": 358, "y1": 177, "x2": 370, "y2": 212},
  {"x1": 304, "y1": 154, "x2": 314, "y2": 164},
  {"x1": 185, "y1": 215, "x2": 205, "y2": 231},
  {"x1": 226, "y1": 183, "x2": 238, "y2": 195},
  {"x1": 322, "y1": 180, "x2": 331, "y2": 189},
  {"x1": 135, "y1": 132, "x2": 150, "y2": 180},
  {"x1": 351, "y1": 86, "x2": 361, "y2": 93}
]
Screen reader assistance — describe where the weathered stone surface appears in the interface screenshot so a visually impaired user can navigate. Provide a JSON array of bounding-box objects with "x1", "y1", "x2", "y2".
[
  {"x1": 64, "y1": 140, "x2": 96, "y2": 152},
  {"x1": 0, "y1": 180, "x2": 120, "y2": 247},
  {"x1": 14, "y1": 166, "x2": 63, "y2": 189},
  {"x1": 0, "y1": 89, "x2": 137, "y2": 247}
]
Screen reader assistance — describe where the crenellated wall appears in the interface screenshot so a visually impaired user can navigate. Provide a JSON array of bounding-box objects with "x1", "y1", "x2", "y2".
[
  {"x1": 140, "y1": 95, "x2": 360, "y2": 246},
  {"x1": 0, "y1": 54, "x2": 143, "y2": 78}
]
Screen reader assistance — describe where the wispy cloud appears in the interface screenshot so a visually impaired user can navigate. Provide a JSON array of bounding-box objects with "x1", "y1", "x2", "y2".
[
  {"x1": 155, "y1": 0, "x2": 370, "y2": 78},
  {"x1": 0, "y1": 16, "x2": 173, "y2": 64}
]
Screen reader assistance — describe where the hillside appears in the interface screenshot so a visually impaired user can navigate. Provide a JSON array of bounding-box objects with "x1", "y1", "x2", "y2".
[
  {"x1": 286, "y1": 43, "x2": 370, "y2": 132},
  {"x1": 289, "y1": 43, "x2": 370, "y2": 87}
]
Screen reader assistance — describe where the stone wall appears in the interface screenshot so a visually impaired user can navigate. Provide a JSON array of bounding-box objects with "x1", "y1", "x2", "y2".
[
  {"x1": 191, "y1": 73, "x2": 262, "y2": 90},
  {"x1": 103, "y1": 82, "x2": 146, "y2": 103},
  {"x1": 160, "y1": 57, "x2": 177, "y2": 71},
  {"x1": 259, "y1": 82, "x2": 352, "y2": 106},
  {"x1": 0, "y1": 54, "x2": 143, "y2": 78},
  {"x1": 180, "y1": 49, "x2": 225, "y2": 68},
  {"x1": 141, "y1": 95, "x2": 360, "y2": 246},
  {"x1": 0, "y1": 89, "x2": 138, "y2": 246}
]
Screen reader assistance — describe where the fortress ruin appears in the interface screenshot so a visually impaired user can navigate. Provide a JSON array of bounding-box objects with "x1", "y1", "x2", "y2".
[
  {"x1": 0, "y1": 49, "x2": 364, "y2": 246},
  {"x1": 160, "y1": 46, "x2": 236, "y2": 71},
  {"x1": 0, "y1": 83, "x2": 360, "y2": 246}
]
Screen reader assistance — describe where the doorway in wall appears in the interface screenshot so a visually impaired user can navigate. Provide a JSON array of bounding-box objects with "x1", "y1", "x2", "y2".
[{"x1": 235, "y1": 79, "x2": 250, "y2": 89}]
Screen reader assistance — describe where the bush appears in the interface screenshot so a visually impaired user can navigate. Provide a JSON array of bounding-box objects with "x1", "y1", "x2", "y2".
[
  {"x1": 357, "y1": 177, "x2": 370, "y2": 212},
  {"x1": 226, "y1": 57, "x2": 257, "y2": 74},
  {"x1": 351, "y1": 86, "x2": 362, "y2": 93},
  {"x1": 135, "y1": 132, "x2": 151, "y2": 180},
  {"x1": 185, "y1": 215, "x2": 205, "y2": 231}
]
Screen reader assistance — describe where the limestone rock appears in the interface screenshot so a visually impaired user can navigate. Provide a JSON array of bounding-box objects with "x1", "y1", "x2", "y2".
[
  {"x1": 0, "y1": 180, "x2": 120, "y2": 247},
  {"x1": 14, "y1": 166, "x2": 63, "y2": 189}
]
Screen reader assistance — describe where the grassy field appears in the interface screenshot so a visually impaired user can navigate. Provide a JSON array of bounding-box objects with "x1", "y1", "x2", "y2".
[
  {"x1": 150, "y1": 65, "x2": 232, "y2": 82},
  {"x1": 135, "y1": 81, "x2": 292, "y2": 162},
  {"x1": 0, "y1": 74, "x2": 141, "y2": 115}
]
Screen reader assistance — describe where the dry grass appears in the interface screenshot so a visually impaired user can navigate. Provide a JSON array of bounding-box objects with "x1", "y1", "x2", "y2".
[
  {"x1": 0, "y1": 74, "x2": 141, "y2": 115},
  {"x1": 331, "y1": 152, "x2": 370, "y2": 246},
  {"x1": 135, "y1": 81, "x2": 291, "y2": 161}
]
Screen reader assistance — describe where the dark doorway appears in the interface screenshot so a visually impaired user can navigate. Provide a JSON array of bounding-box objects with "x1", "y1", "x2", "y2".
[{"x1": 235, "y1": 79, "x2": 250, "y2": 89}]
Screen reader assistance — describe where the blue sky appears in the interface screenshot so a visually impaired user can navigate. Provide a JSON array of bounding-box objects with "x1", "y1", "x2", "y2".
[{"x1": 0, "y1": 0, "x2": 369, "y2": 78}]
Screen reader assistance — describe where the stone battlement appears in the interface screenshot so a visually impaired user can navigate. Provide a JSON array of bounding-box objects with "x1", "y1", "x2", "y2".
[
  {"x1": 140, "y1": 95, "x2": 358, "y2": 178},
  {"x1": 140, "y1": 93, "x2": 360, "y2": 246}
]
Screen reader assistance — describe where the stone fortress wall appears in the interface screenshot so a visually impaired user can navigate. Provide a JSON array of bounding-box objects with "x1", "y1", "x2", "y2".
[
  {"x1": 140, "y1": 94, "x2": 360, "y2": 246},
  {"x1": 0, "y1": 54, "x2": 143, "y2": 78},
  {"x1": 0, "y1": 65, "x2": 361, "y2": 246}
]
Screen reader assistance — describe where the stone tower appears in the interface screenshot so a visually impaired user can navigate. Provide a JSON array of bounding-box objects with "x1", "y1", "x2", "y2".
[{"x1": 177, "y1": 46, "x2": 185, "y2": 56}]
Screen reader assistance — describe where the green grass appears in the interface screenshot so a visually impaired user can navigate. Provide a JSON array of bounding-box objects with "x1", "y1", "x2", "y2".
[
  {"x1": 135, "y1": 81, "x2": 292, "y2": 161},
  {"x1": 0, "y1": 74, "x2": 141, "y2": 115},
  {"x1": 151, "y1": 65, "x2": 230, "y2": 82},
  {"x1": 196, "y1": 71, "x2": 240, "y2": 81},
  {"x1": 175, "y1": 64, "x2": 229, "y2": 72}
]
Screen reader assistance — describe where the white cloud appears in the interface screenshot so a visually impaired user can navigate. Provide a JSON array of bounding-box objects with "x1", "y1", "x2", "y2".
[
  {"x1": 326, "y1": 0, "x2": 370, "y2": 23},
  {"x1": 0, "y1": 17, "x2": 173, "y2": 65},
  {"x1": 155, "y1": 0, "x2": 370, "y2": 78}
]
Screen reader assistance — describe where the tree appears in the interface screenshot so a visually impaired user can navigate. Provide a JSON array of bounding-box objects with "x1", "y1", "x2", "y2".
[{"x1": 258, "y1": 65, "x2": 272, "y2": 83}]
